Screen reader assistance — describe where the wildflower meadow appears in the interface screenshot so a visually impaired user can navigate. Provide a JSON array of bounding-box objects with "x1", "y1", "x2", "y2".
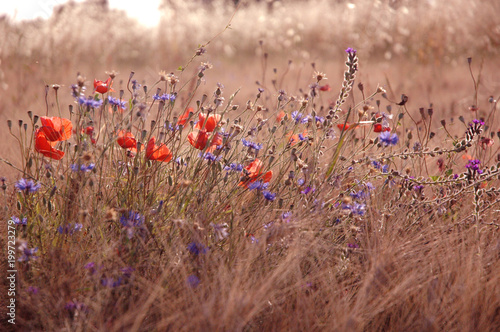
[{"x1": 1, "y1": 0, "x2": 500, "y2": 330}]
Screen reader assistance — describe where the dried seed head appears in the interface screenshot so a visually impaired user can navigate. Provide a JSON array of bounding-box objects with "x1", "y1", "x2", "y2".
[
  {"x1": 314, "y1": 71, "x2": 327, "y2": 82},
  {"x1": 104, "y1": 208, "x2": 118, "y2": 222},
  {"x1": 106, "y1": 70, "x2": 118, "y2": 79}
]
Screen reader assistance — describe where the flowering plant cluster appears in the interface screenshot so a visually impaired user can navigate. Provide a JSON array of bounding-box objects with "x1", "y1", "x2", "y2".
[{"x1": 3, "y1": 46, "x2": 500, "y2": 331}]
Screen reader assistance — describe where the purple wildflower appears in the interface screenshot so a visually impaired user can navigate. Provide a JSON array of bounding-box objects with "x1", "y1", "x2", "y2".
[
  {"x1": 187, "y1": 275, "x2": 200, "y2": 288},
  {"x1": 108, "y1": 96, "x2": 127, "y2": 109},
  {"x1": 18, "y1": 244, "x2": 38, "y2": 262},
  {"x1": 301, "y1": 186, "x2": 314, "y2": 195},
  {"x1": 70, "y1": 163, "x2": 95, "y2": 172},
  {"x1": 119, "y1": 211, "x2": 145, "y2": 239},
  {"x1": 153, "y1": 93, "x2": 176, "y2": 102},
  {"x1": 345, "y1": 47, "x2": 357, "y2": 54},
  {"x1": 57, "y1": 223, "x2": 83, "y2": 235},
  {"x1": 199, "y1": 152, "x2": 222, "y2": 162},
  {"x1": 241, "y1": 138, "x2": 263, "y2": 151},
  {"x1": 379, "y1": 131, "x2": 399, "y2": 147},
  {"x1": 187, "y1": 242, "x2": 208, "y2": 256},
  {"x1": 262, "y1": 191, "x2": 277, "y2": 201},
  {"x1": 11, "y1": 216, "x2": 27, "y2": 226},
  {"x1": 15, "y1": 179, "x2": 41, "y2": 193},
  {"x1": 78, "y1": 96, "x2": 103, "y2": 108},
  {"x1": 27, "y1": 286, "x2": 39, "y2": 294}
]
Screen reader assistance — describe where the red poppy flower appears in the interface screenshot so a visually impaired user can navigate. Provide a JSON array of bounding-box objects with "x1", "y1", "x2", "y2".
[
  {"x1": 337, "y1": 123, "x2": 350, "y2": 131},
  {"x1": 34, "y1": 129, "x2": 64, "y2": 160},
  {"x1": 187, "y1": 130, "x2": 223, "y2": 152},
  {"x1": 194, "y1": 113, "x2": 221, "y2": 132},
  {"x1": 40, "y1": 116, "x2": 73, "y2": 142},
  {"x1": 177, "y1": 108, "x2": 193, "y2": 126},
  {"x1": 94, "y1": 78, "x2": 114, "y2": 94},
  {"x1": 83, "y1": 126, "x2": 96, "y2": 144},
  {"x1": 146, "y1": 137, "x2": 172, "y2": 162},
  {"x1": 319, "y1": 84, "x2": 331, "y2": 92},
  {"x1": 276, "y1": 110, "x2": 286, "y2": 122},
  {"x1": 116, "y1": 130, "x2": 137, "y2": 150},
  {"x1": 239, "y1": 158, "x2": 273, "y2": 188},
  {"x1": 373, "y1": 123, "x2": 391, "y2": 132}
]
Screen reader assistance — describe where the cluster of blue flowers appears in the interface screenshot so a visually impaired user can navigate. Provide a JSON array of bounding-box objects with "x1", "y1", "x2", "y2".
[
  {"x1": 291, "y1": 111, "x2": 310, "y2": 124},
  {"x1": 241, "y1": 138, "x2": 263, "y2": 151},
  {"x1": 15, "y1": 179, "x2": 41, "y2": 193},
  {"x1": 371, "y1": 161, "x2": 389, "y2": 173},
  {"x1": 199, "y1": 152, "x2": 222, "y2": 162},
  {"x1": 78, "y1": 96, "x2": 103, "y2": 108},
  {"x1": 70, "y1": 163, "x2": 95, "y2": 172},
  {"x1": 119, "y1": 211, "x2": 145, "y2": 239},
  {"x1": 152, "y1": 93, "x2": 176, "y2": 102},
  {"x1": 379, "y1": 131, "x2": 399, "y2": 147},
  {"x1": 18, "y1": 244, "x2": 38, "y2": 262},
  {"x1": 11, "y1": 216, "x2": 27, "y2": 226},
  {"x1": 108, "y1": 96, "x2": 127, "y2": 109},
  {"x1": 187, "y1": 241, "x2": 208, "y2": 256},
  {"x1": 57, "y1": 223, "x2": 83, "y2": 235},
  {"x1": 224, "y1": 163, "x2": 244, "y2": 172}
]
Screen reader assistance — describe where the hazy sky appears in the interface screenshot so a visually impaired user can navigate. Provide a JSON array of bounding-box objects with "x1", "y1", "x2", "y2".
[{"x1": 0, "y1": 0, "x2": 162, "y2": 27}]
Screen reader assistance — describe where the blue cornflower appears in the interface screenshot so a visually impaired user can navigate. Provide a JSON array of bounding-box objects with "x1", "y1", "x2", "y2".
[
  {"x1": 187, "y1": 242, "x2": 208, "y2": 256},
  {"x1": 199, "y1": 152, "x2": 222, "y2": 162},
  {"x1": 15, "y1": 179, "x2": 41, "y2": 193},
  {"x1": 297, "y1": 178, "x2": 305, "y2": 186},
  {"x1": 262, "y1": 191, "x2": 276, "y2": 201},
  {"x1": 57, "y1": 223, "x2": 83, "y2": 235},
  {"x1": 381, "y1": 165, "x2": 389, "y2": 173},
  {"x1": 379, "y1": 131, "x2": 399, "y2": 147},
  {"x1": 119, "y1": 211, "x2": 145, "y2": 239},
  {"x1": 153, "y1": 93, "x2": 176, "y2": 102},
  {"x1": 342, "y1": 202, "x2": 366, "y2": 216},
  {"x1": 78, "y1": 96, "x2": 103, "y2": 108},
  {"x1": 241, "y1": 138, "x2": 263, "y2": 151},
  {"x1": 365, "y1": 182, "x2": 375, "y2": 191},
  {"x1": 291, "y1": 111, "x2": 309, "y2": 124},
  {"x1": 108, "y1": 96, "x2": 127, "y2": 109},
  {"x1": 101, "y1": 277, "x2": 123, "y2": 288},
  {"x1": 224, "y1": 163, "x2": 244, "y2": 172},
  {"x1": 315, "y1": 116, "x2": 325, "y2": 124},
  {"x1": 175, "y1": 157, "x2": 187, "y2": 166},
  {"x1": 18, "y1": 244, "x2": 38, "y2": 262},
  {"x1": 187, "y1": 275, "x2": 200, "y2": 288},
  {"x1": 350, "y1": 190, "x2": 368, "y2": 200},
  {"x1": 281, "y1": 211, "x2": 292, "y2": 222},
  {"x1": 70, "y1": 163, "x2": 95, "y2": 172},
  {"x1": 248, "y1": 180, "x2": 269, "y2": 191},
  {"x1": 347, "y1": 243, "x2": 359, "y2": 249},
  {"x1": 301, "y1": 186, "x2": 314, "y2": 195},
  {"x1": 11, "y1": 216, "x2": 27, "y2": 226}
]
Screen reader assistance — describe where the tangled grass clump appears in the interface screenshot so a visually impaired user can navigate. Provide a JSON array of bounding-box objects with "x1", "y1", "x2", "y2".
[{"x1": 1, "y1": 44, "x2": 500, "y2": 330}]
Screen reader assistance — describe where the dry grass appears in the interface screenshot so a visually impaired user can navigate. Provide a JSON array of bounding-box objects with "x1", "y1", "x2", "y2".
[{"x1": 1, "y1": 0, "x2": 500, "y2": 331}]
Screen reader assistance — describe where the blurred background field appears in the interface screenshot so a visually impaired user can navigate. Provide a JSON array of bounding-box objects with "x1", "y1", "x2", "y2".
[{"x1": 1, "y1": 0, "x2": 500, "y2": 175}]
